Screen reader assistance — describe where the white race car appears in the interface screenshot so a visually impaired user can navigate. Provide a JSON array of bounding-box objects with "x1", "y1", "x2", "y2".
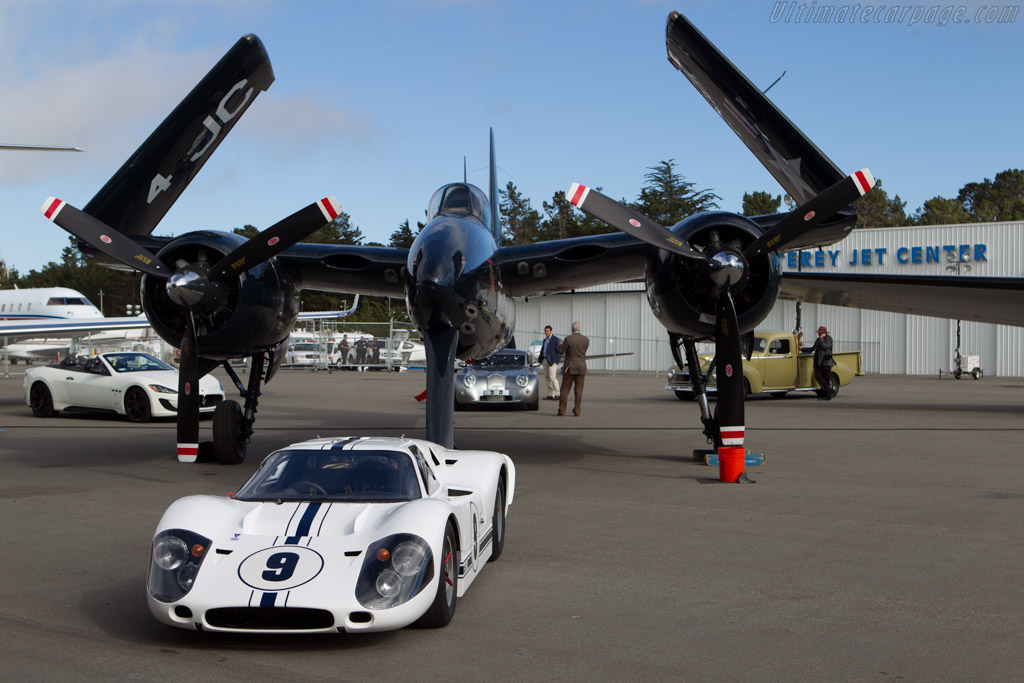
[
  {"x1": 147, "y1": 436, "x2": 515, "y2": 633},
  {"x1": 24, "y1": 352, "x2": 224, "y2": 422}
]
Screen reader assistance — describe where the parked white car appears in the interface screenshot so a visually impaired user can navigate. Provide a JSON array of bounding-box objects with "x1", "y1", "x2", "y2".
[{"x1": 24, "y1": 352, "x2": 223, "y2": 422}]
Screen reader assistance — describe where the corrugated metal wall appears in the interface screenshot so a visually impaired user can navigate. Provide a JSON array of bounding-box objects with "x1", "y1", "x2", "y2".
[{"x1": 514, "y1": 221, "x2": 1024, "y2": 376}]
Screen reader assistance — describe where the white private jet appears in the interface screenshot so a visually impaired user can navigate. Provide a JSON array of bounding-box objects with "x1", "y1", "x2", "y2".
[{"x1": 0, "y1": 286, "x2": 359, "y2": 362}]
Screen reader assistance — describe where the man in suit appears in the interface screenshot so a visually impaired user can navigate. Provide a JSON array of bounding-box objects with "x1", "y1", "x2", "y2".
[
  {"x1": 557, "y1": 321, "x2": 589, "y2": 417},
  {"x1": 539, "y1": 325, "x2": 562, "y2": 400}
]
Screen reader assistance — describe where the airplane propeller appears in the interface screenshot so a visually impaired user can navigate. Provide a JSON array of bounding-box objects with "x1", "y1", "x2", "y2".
[
  {"x1": 42, "y1": 195, "x2": 342, "y2": 462},
  {"x1": 567, "y1": 183, "x2": 707, "y2": 261},
  {"x1": 176, "y1": 310, "x2": 201, "y2": 462},
  {"x1": 569, "y1": 169, "x2": 874, "y2": 480},
  {"x1": 742, "y1": 169, "x2": 875, "y2": 259},
  {"x1": 41, "y1": 198, "x2": 170, "y2": 278}
]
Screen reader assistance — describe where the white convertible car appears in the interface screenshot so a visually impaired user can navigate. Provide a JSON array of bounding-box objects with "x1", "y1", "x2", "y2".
[
  {"x1": 147, "y1": 436, "x2": 514, "y2": 633},
  {"x1": 24, "y1": 352, "x2": 223, "y2": 422}
]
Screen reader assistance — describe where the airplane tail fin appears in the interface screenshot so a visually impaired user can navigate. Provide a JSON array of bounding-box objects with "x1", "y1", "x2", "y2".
[
  {"x1": 82, "y1": 34, "x2": 275, "y2": 237},
  {"x1": 489, "y1": 128, "x2": 502, "y2": 245},
  {"x1": 665, "y1": 12, "x2": 844, "y2": 206}
]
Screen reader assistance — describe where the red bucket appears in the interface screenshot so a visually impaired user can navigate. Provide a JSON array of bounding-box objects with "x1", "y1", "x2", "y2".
[{"x1": 718, "y1": 446, "x2": 745, "y2": 483}]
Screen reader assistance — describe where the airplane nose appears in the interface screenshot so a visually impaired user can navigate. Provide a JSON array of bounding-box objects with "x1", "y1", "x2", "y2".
[{"x1": 408, "y1": 279, "x2": 456, "y2": 331}]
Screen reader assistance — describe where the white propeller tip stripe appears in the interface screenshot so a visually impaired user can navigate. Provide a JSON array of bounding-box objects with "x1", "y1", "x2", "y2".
[
  {"x1": 177, "y1": 443, "x2": 199, "y2": 463},
  {"x1": 41, "y1": 196, "x2": 65, "y2": 221},
  {"x1": 317, "y1": 196, "x2": 342, "y2": 222},
  {"x1": 568, "y1": 183, "x2": 590, "y2": 208},
  {"x1": 853, "y1": 168, "x2": 875, "y2": 195},
  {"x1": 720, "y1": 425, "x2": 745, "y2": 446}
]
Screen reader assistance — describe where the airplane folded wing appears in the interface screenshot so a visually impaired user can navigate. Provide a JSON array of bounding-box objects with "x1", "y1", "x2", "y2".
[
  {"x1": 665, "y1": 12, "x2": 845, "y2": 206},
  {"x1": 82, "y1": 34, "x2": 274, "y2": 238},
  {"x1": 780, "y1": 272, "x2": 1024, "y2": 326}
]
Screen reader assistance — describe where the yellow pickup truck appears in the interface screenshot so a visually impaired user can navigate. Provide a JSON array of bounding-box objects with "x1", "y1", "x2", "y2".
[{"x1": 666, "y1": 330, "x2": 864, "y2": 400}]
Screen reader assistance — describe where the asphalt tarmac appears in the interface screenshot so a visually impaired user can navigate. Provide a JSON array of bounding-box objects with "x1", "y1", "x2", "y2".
[{"x1": 1, "y1": 367, "x2": 1022, "y2": 682}]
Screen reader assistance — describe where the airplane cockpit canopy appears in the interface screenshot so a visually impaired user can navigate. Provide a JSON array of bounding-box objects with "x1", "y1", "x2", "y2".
[{"x1": 426, "y1": 183, "x2": 491, "y2": 227}]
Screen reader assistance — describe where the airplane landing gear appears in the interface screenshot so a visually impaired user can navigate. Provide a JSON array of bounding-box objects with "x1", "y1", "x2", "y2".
[
  {"x1": 215, "y1": 353, "x2": 266, "y2": 464},
  {"x1": 670, "y1": 334, "x2": 721, "y2": 448}
]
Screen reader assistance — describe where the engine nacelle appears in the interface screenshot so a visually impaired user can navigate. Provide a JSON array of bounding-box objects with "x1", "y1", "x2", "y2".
[
  {"x1": 141, "y1": 231, "x2": 300, "y2": 360},
  {"x1": 645, "y1": 212, "x2": 781, "y2": 338}
]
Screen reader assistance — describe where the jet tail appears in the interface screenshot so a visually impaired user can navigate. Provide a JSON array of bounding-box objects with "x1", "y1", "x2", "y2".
[
  {"x1": 665, "y1": 12, "x2": 844, "y2": 206},
  {"x1": 489, "y1": 128, "x2": 502, "y2": 245},
  {"x1": 82, "y1": 34, "x2": 275, "y2": 237}
]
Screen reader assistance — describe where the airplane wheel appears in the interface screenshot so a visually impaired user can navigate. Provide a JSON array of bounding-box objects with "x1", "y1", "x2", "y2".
[
  {"x1": 213, "y1": 400, "x2": 246, "y2": 465},
  {"x1": 30, "y1": 382, "x2": 58, "y2": 417},
  {"x1": 124, "y1": 387, "x2": 152, "y2": 422}
]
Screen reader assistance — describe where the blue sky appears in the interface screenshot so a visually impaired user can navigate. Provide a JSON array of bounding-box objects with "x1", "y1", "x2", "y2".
[{"x1": 1, "y1": 0, "x2": 1021, "y2": 273}]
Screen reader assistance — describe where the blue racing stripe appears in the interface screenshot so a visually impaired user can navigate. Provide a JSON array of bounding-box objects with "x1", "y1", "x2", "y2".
[
  {"x1": 285, "y1": 502, "x2": 321, "y2": 544},
  {"x1": 260, "y1": 592, "x2": 277, "y2": 607}
]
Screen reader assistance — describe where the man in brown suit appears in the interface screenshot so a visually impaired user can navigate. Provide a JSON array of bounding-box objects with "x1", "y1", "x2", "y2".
[{"x1": 557, "y1": 321, "x2": 589, "y2": 416}]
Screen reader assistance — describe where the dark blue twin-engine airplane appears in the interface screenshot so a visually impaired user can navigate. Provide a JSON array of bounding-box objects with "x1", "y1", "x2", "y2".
[{"x1": 40, "y1": 12, "x2": 1024, "y2": 474}]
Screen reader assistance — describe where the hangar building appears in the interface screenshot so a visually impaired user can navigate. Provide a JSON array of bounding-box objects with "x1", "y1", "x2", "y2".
[{"x1": 513, "y1": 221, "x2": 1024, "y2": 377}]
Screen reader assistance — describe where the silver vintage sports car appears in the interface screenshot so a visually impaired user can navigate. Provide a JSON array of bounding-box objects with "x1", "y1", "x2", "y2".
[{"x1": 454, "y1": 349, "x2": 539, "y2": 410}]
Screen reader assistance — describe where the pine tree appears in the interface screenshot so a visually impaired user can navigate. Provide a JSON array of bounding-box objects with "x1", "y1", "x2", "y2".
[
  {"x1": 632, "y1": 159, "x2": 720, "y2": 225},
  {"x1": 741, "y1": 191, "x2": 782, "y2": 216}
]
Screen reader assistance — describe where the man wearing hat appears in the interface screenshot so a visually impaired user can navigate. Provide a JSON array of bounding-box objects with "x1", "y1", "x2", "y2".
[{"x1": 810, "y1": 326, "x2": 836, "y2": 400}]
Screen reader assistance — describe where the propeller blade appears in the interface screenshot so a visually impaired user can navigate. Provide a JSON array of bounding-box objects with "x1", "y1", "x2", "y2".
[
  {"x1": 176, "y1": 311, "x2": 201, "y2": 463},
  {"x1": 40, "y1": 197, "x2": 170, "y2": 278},
  {"x1": 208, "y1": 197, "x2": 342, "y2": 280},
  {"x1": 567, "y1": 183, "x2": 706, "y2": 261},
  {"x1": 714, "y1": 289, "x2": 745, "y2": 451},
  {"x1": 743, "y1": 169, "x2": 875, "y2": 259}
]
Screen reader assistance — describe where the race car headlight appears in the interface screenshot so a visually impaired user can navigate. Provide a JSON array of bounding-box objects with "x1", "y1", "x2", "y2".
[
  {"x1": 463, "y1": 373, "x2": 476, "y2": 388},
  {"x1": 516, "y1": 374, "x2": 529, "y2": 388},
  {"x1": 147, "y1": 529, "x2": 210, "y2": 603},
  {"x1": 392, "y1": 540, "x2": 428, "y2": 576},
  {"x1": 153, "y1": 536, "x2": 188, "y2": 570},
  {"x1": 147, "y1": 384, "x2": 176, "y2": 394},
  {"x1": 356, "y1": 534, "x2": 433, "y2": 609}
]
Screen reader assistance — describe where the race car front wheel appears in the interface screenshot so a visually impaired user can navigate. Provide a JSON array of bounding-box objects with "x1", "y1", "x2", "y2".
[
  {"x1": 489, "y1": 476, "x2": 506, "y2": 562},
  {"x1": 416, "y1": 520, "x2": 457, "y2": 628}
]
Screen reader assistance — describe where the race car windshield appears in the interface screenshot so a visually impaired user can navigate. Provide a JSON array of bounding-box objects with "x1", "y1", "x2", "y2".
[
  {"x1": 103, "y1": 352, "x2": 174, "y2": 373},
  {"x1": 234, "y1": 449, "x2": 422, "y2": 502}
]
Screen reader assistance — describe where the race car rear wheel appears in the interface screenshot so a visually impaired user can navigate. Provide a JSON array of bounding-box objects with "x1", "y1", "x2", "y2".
[
  {"x1": 124, "y1": 387, "x2": 152, "y2": 423},
  {"x1": 30, "y1": 382, "x2": 58, "y2": 417},
  {"x1": 489, "y1": 476, "x2": 506, "y2": 562},
  {"x1": 416, "y1": 520, "x2": 457, "y2": 628}
]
